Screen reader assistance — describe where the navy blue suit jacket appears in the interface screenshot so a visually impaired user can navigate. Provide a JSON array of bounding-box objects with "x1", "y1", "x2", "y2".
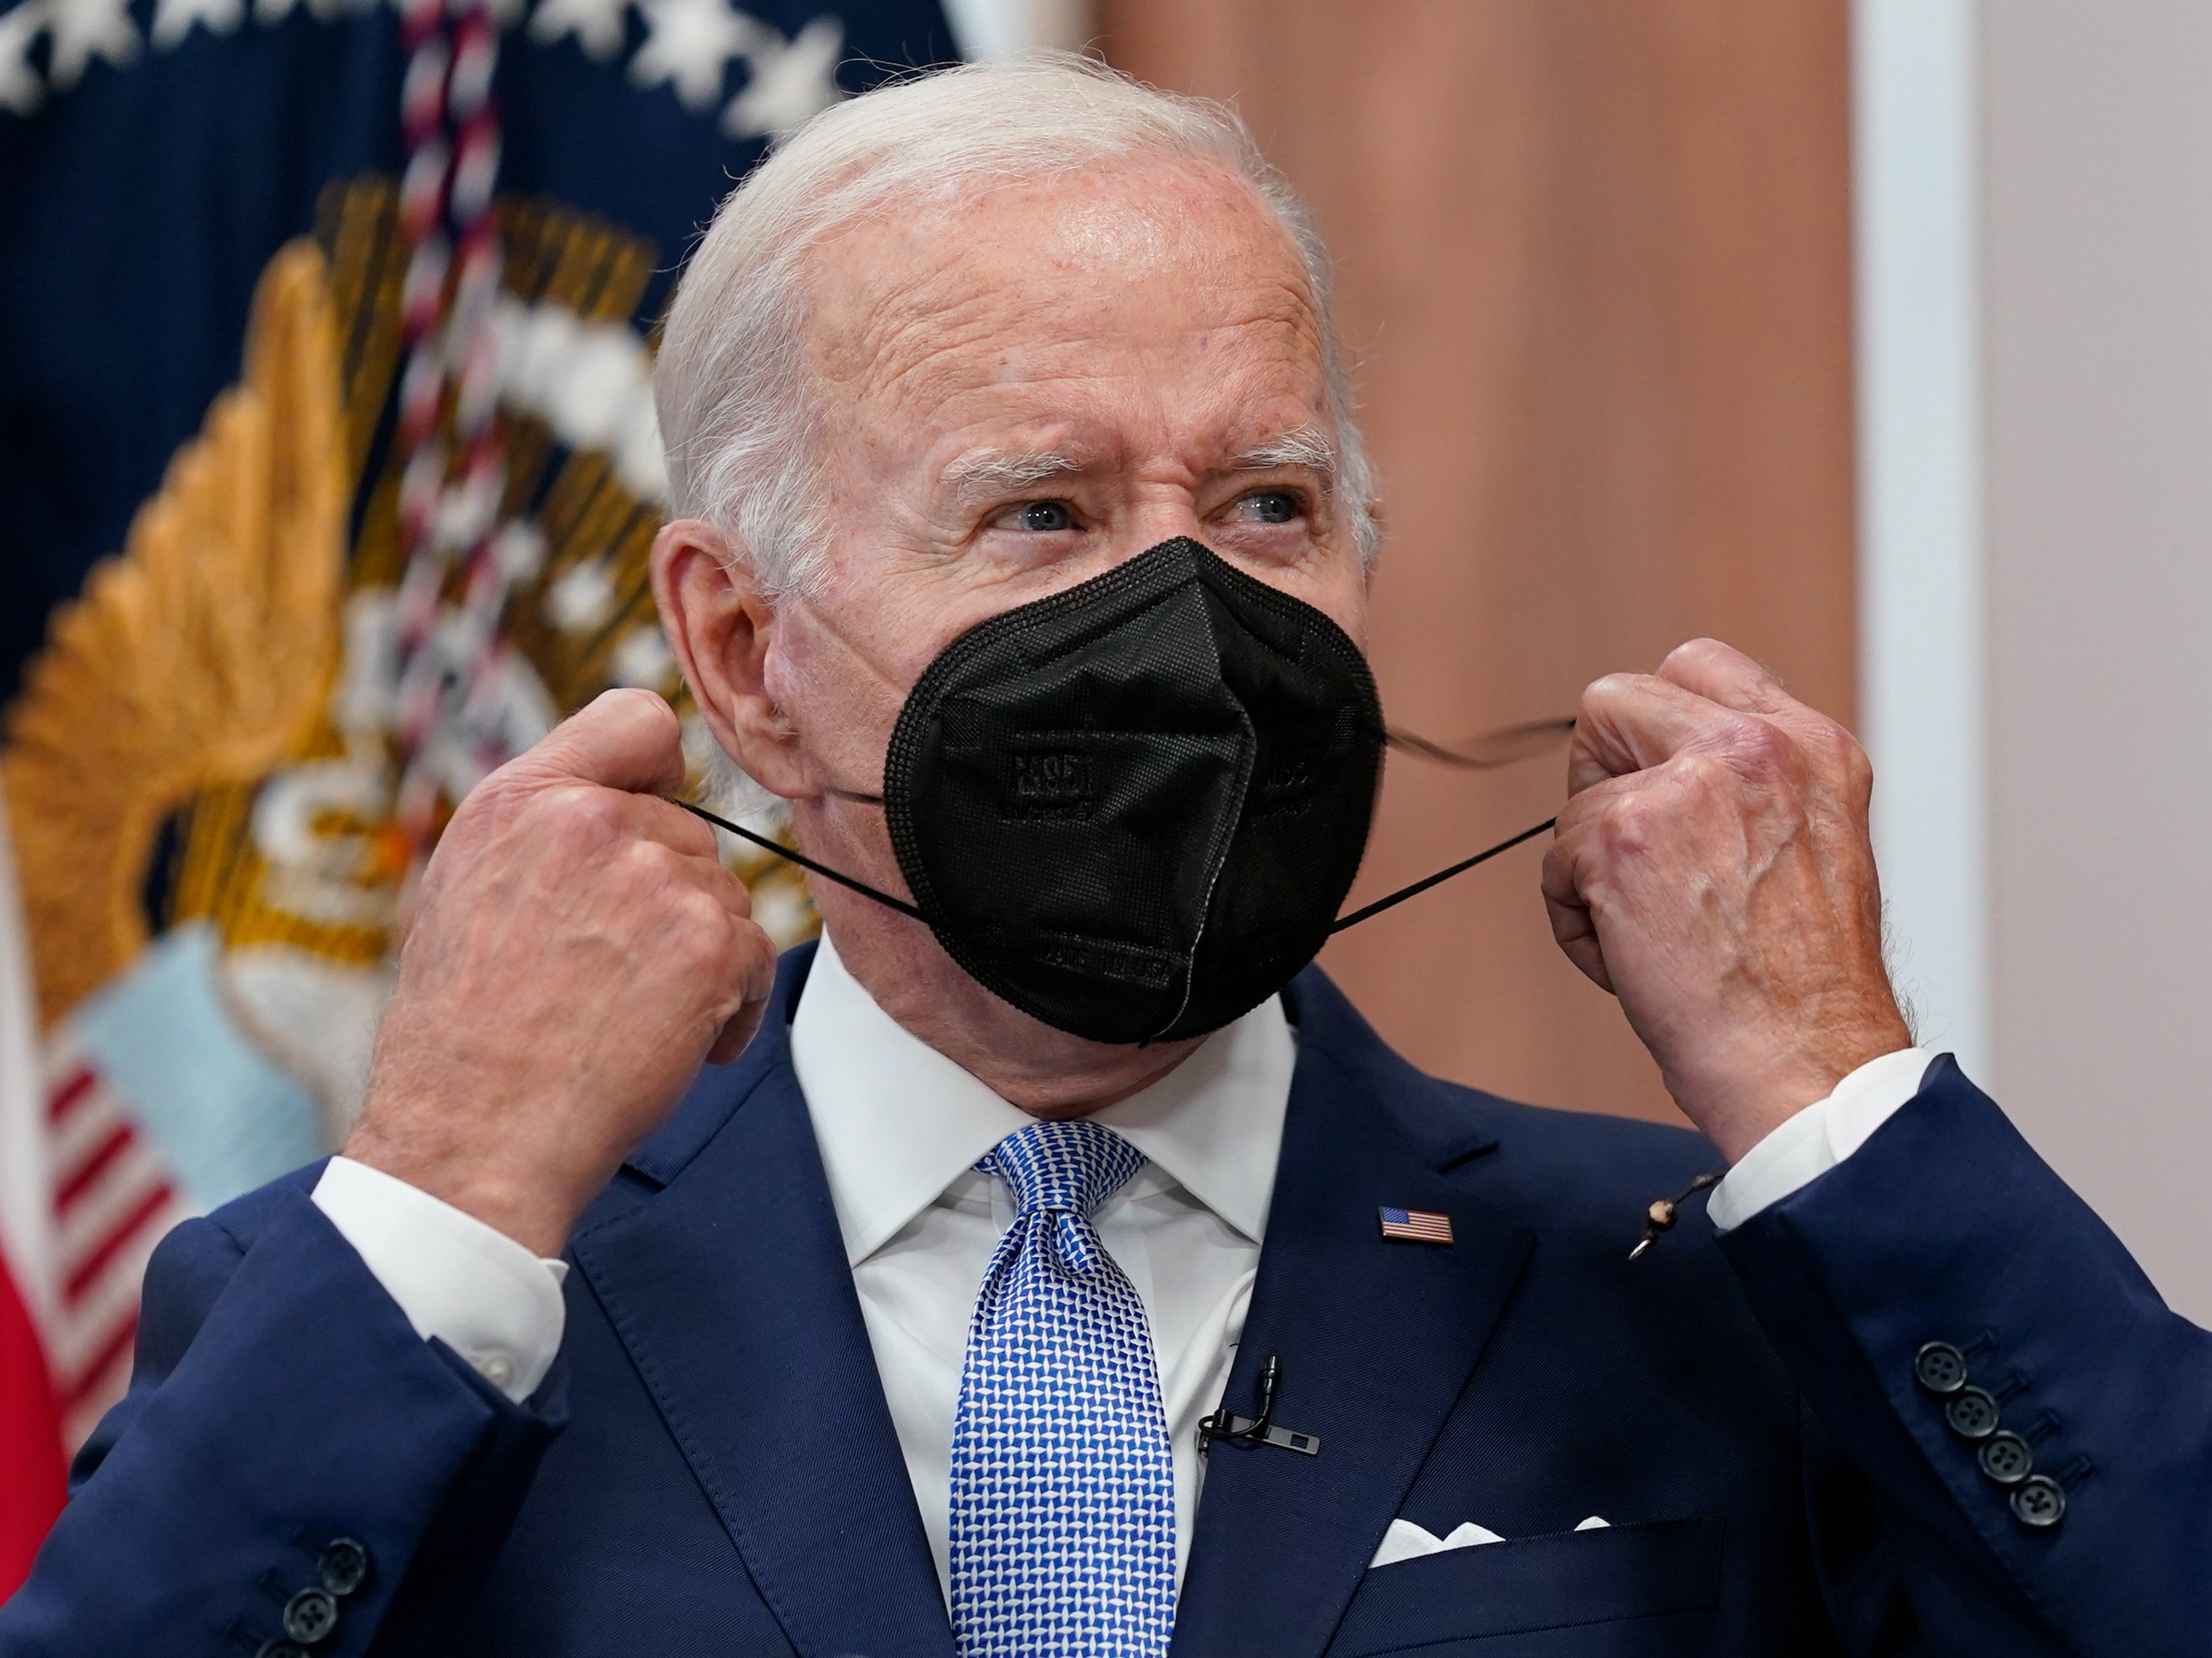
[{"x1": 3, "y1": 946, "x2": 2204, "y2": 1655}]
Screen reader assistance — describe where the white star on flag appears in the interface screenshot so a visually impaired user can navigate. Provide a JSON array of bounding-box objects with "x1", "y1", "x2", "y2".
[
  {"x1": 628, "y1": 0, "x2": 763, "y2": 114},
  {"x1": 252, "y1": 0, "x2": 310, "y2": 27},
  {"x1": 151, "y1": 0, "x2": 245, "y2": 49},
  {"x1": 0, "y1": 0, "x2": 51, "y2": 115},
  {"x1": 723, "y1": 12, "x2": 841, "y2": 140},
  {"x1": 528, "y1": 0, "x2": 630, "y2": 62},
  {"x1": 44, "y1": 0, "x2": 140, "y2": 91}
]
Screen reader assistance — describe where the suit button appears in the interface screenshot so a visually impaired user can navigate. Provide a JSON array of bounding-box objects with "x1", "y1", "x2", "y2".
[
  {"x1": 319, "y1": 1537, "x2": 370, "y2": 1597},
  {"x1": 283, "y1": 1587, "x2": 339, "y2": 1644},
  {"x1": 256, "y1": 1644, "x2": 308, "y2": 1658},
  {"x1": 1913, "y1": 1341, "x2": 1968, "y2": 1394},
  {"x1": 2011, "y1": 1475, "x2": 2066, "y2": 1528},
  {"x1": 1977, "y1": 1431, "x2": 2033, "y2": 1484},
  {"x1": 1943, "y1": 1386, "x2": 2000, "y2": 1440}
]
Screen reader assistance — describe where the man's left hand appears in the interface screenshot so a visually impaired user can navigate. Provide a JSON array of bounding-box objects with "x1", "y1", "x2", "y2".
[{"x1": 1541, "y1": 638, "x2": 1915, "y2": 1162}]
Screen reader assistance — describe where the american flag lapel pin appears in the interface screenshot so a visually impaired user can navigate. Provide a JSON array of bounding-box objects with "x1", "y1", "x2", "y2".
[{"x1": 1378, "y1": 1206, "x2": 1454, "y2": 1245}]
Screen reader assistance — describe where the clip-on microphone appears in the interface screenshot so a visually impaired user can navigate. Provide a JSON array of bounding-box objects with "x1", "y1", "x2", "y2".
[
  {"x1": 1628, "y1": 1172, "x2": 1723, "y2": 1260},
  {"x1": 1197, "y1": 1354, "x2": 1320, "y2": 1457}
]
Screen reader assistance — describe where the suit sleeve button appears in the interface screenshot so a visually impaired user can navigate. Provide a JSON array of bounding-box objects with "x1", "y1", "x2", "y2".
[
  {"x1": 255, "y1": 1644, "x2": 309, "y2": 1658},
  {"x1": 283, "y1": 1587, "x2": 340, "y2": 1644},
  {"x1": 1943, "y1": 1386, "x2": 2000, "y2": 1439},
  {"x1": 1977, "y1": 1431, "x2": 2033, "y2": 1484},
  {"x1": 1913, "y1": 1341, "x2": 1969, "y2": 1394},
  {"x1": 2011, "y1": 1475, "x2": 2066, "y2": 1527},
  {"x1": 319, "y1": 1537, "x2": 370, "y2": 1597}
]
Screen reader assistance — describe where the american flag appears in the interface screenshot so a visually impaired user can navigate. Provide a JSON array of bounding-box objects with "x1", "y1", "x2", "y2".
[
  {"x1": 39, "y1": 1047, "x2": 192, "y2": 1447},
  {"x1": 1378, "y1": 1206, "x2": 1454, "y2": 1245}
]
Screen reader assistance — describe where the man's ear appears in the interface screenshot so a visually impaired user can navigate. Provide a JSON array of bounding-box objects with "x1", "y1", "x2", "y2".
[{"x1": 650, "y1": 519, "x2": 814, "y2": 799}]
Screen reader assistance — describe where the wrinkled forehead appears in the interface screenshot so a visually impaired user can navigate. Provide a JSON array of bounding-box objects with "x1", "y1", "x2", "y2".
[{"x1": 797, "y1": 156, "x2": 1329, "y2": 425}]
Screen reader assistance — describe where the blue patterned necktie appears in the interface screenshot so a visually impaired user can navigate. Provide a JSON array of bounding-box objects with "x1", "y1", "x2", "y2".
[{"x1": 949, "y1": 1118, "x2": 1176, "y2": 1658}]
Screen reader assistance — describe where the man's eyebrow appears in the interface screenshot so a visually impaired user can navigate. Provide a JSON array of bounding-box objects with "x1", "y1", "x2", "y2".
[
  {"x1": 1228, "y1": 426, "x2": 1339, "y2": 490},
  {"x1": 940, "y1": 449, "x2": 1085, "y2": 496}
]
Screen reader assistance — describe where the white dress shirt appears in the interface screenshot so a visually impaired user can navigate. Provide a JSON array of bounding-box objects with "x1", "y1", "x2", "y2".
[
  {"x1": 790, "y1": 929, "x2": 1291, "y2": 1595},
  {"x1": 309, "y1": 937, "x2": 1937, "y2": 1594},
  {"x1": 1705, "y1": 1045, "x2": 1936, "y2": 1230}
]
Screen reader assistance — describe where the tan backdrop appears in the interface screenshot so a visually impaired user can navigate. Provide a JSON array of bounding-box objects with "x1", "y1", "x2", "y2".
[{"x1": 1099, "y1": 0, "x2": 1856, "y2": 1123}]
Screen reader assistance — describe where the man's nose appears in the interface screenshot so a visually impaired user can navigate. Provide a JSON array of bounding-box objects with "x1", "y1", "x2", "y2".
[{"x1": 1116, "y1": 492, "x2": 1210, "y2": 559}]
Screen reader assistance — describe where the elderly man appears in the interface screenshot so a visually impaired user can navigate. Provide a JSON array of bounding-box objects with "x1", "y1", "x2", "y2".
[{"x1": 5, "y1": 55, "x2": 2205, "y2": 1658}]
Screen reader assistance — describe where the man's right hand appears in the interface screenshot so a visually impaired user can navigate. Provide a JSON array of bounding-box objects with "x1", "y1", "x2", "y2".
[{"x1": 342, "y1": 689, "x2": 780, "y2": 1256}]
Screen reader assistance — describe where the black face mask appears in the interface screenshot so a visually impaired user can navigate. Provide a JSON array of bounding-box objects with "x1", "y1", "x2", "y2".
[
  {"x1": 882, "y1": 536, "x2": 1381, "y2": 1044},
  {"x1": 679, "y1": 537, "x2": 1558, "y2": 1045}
]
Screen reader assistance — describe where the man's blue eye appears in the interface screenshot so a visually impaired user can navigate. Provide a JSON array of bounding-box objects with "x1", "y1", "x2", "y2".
[
  {"x1": 1243, "y1": 492, "x2": 1298, "y2": 524},
  {"x1": 1017, "y1": 500, "x2": 1073, "y2": 532}
]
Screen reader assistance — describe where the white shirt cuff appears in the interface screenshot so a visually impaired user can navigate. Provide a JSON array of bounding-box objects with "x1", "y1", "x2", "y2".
[
  {"x1": 1707, "y1": 1047, "x2": 1936, "y2": 1232},
  {"x1": 311, "y1": 1156, "x2": 569, "y2": 1403}
]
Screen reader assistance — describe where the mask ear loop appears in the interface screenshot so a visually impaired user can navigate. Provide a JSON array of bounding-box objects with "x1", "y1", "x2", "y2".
[
  {"x1": 670, "y1": 798, "x2": 929, "y2": 923},
  {"x1": 1328, "y1": 714, "x2": 1576, "y2": 933},
  {"x1": 673, "y1": 713, "x2": 1578, "y2": 937},
  {"x1": 1385, "y1": 715, "x2": 1576, "y2": 769},
  {"x1": 1327, "y1": 817, "x2": 1557, "y2": 933}
]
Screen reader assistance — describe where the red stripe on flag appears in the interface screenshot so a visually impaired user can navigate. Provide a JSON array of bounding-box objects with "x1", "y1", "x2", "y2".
[
  {"x1": 62, "y1": 1181, "x2": 173, "y2": 1307},
  {"x1": 1379, "y1": 1208, "x2": 1455, "y2": 1244},
  {"x1": 0, "y1": 1249, "x2": 66, "y2": 1598},
  {"x1": 45, "y1": 1065, "x2": 96, "y2": 1125},
  {"x1": 53, "y1": 1121, "x2": 134, "y2": 1214},
  {"x1": 58, "y1": 1310, "x2": 138, "y2": 1416}
]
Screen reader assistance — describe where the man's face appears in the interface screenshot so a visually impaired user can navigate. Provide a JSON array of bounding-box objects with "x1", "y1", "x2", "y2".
[{"x1": 767, "y1": 155, "x2": 1370, "y2": 802}]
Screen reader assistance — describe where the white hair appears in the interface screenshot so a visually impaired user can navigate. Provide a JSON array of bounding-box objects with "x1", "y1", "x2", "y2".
[{"x1": 653, "y1": 53, "x2": 1379, "y2": 602}]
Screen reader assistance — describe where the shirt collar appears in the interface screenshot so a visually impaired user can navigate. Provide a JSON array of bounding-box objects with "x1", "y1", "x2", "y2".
[{"x1": 790, "y1": 930, "x2": 1295, "y2": 1266}]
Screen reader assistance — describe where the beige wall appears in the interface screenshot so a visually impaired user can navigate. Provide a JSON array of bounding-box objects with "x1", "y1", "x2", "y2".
[
  {"x1": 1984, "y1": 4, "x2": 2212, "y2": 1319},
  {"x1": 1102, "y1": 1, "x2": 1857, "y2": 1123}
]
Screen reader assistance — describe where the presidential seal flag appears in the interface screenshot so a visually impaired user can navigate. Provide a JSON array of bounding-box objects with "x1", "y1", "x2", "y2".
[{"x1": 0, "y1": 0, "x2": 955, "y2": 1582}]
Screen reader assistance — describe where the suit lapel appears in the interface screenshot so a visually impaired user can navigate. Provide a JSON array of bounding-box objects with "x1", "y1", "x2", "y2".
[
  {"x1": 569, "y1": 950, "x2": 955, "y2": 1658},
  {"x1": 1170, "y1": 975, "x2": 1535, "y2": 1658}
]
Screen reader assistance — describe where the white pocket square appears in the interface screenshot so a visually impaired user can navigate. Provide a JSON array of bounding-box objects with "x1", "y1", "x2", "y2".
[{"x1": 1368, "y1": 1513, "x2": 1610, "y2": 1570}]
